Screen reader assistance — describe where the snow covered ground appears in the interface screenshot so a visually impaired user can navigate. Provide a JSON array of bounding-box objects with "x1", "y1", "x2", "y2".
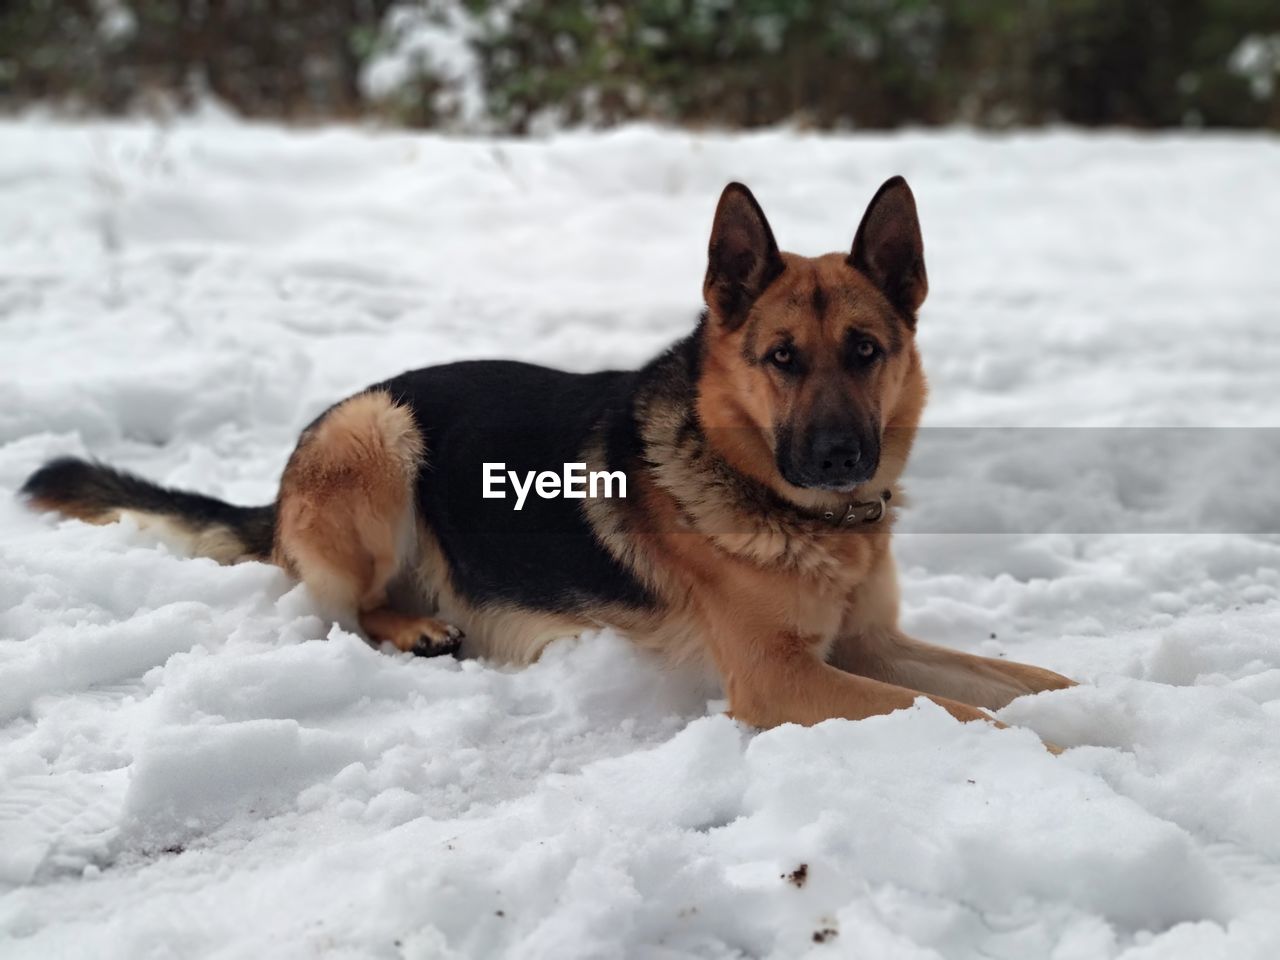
[{"x1": 1, "y1": 117, "x2": 1279, "y2": 959}]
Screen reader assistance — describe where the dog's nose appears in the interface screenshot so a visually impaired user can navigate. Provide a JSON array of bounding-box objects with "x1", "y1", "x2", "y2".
[{"x1": 810, "y1": 434, "x2": 862, "y2": 482}]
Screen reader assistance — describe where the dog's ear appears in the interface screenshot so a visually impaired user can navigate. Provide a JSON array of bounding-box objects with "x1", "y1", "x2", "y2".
[
  {"x1": 704, "y1": 182, "x2": 785, "y2": 329},
  {"x1": 849, "y1": 176, "x2": 927, "y2": 320}
]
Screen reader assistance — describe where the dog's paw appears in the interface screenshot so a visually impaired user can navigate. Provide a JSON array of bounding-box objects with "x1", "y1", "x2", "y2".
[
  {"x1": 1023, "y1": 666, "x2": 1077, "y2": 694},
  {"x1": 411, "y1": 621, "x2": 464, "y2": 658},
  {"x1": 364, "y1": 610, "x2": 465, "y2": 658}
]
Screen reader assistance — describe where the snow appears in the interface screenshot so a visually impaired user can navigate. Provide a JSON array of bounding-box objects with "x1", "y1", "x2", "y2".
[
  {"x1": 361, "y1": 2, "x2": 487, "y2": 128},
  {"x1": 2, "y1": 117, "x2": 1280, "y2": 958},
  {"x1": 1230, "y1": 34, "x2": 1280, "y2": 101}
]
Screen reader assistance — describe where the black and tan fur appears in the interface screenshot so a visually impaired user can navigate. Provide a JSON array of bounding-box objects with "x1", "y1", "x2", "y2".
[{"x1": 22, "y1": 178, "x2": 1074, "y2": 735}]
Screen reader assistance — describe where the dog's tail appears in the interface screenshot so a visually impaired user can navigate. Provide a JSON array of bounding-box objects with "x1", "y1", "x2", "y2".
[{"x1": 20, "y1": 457, "x2": 275, "y2": 564}]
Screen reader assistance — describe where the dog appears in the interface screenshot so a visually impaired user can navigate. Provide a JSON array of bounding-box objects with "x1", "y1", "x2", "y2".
[{"x1": 21, "y1": 177, "x2": 1074, "y2": 735}]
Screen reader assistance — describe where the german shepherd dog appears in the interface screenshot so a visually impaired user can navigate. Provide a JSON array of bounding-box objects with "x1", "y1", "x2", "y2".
[{"x1": 22, "y1": 178, "x2": 1074, "y2": 735}]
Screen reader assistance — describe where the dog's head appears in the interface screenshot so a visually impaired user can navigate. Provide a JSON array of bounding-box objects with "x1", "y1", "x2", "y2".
[{"x1": 695, "y1": 178, "x2": 929, "y2": 504}]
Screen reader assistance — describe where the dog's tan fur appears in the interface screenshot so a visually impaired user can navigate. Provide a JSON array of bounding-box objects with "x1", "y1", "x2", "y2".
[{"x1": 271, "y1": 392, "x2": 460, "y2": 654}]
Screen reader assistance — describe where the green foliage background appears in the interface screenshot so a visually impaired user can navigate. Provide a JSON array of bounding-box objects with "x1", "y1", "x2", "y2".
[{"x1": 2, "y1": 0, "x2": 1278, "y2": 130}]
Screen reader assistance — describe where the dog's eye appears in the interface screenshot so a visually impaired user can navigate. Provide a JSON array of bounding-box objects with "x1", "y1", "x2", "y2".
[
  {"x1": 769, "y1": 347, "x2": 793, "y2": 368},
  {"x1": 855, "y1": 339, "x2": 880, "y2": 361}
]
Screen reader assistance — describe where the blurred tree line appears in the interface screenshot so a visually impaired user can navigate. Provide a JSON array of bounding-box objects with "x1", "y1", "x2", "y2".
[{"x1": 2, "y1": 0, "x2": 1278, "y2": 131}]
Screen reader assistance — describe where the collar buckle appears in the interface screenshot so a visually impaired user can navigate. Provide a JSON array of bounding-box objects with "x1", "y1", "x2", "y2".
[{"x1": 835, "y1": 490, "x2": 890, "y2": 525}]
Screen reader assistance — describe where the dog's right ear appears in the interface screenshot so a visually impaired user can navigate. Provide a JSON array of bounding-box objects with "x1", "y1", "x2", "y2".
[{"x1": 704, "y1": 182, "x2": 784, "y2": 330}]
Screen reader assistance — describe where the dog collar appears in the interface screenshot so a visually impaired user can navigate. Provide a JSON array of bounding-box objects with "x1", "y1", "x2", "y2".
[{"x1": 818, "y1": 489, "x2": 891, "y2": 526}]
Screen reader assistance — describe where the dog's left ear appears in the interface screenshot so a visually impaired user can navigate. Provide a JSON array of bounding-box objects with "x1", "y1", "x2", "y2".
[
  {"x1": 849, "y1": 176, "x2": 928, "y2": 320},
  {"x1": 704, "y1": 182, "x2": 785, "y2": 330}
]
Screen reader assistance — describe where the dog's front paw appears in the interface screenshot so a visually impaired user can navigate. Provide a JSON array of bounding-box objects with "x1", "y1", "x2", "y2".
[{"x1": 1016, "y1": 664, "x2": 1076, "y2": 695}]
